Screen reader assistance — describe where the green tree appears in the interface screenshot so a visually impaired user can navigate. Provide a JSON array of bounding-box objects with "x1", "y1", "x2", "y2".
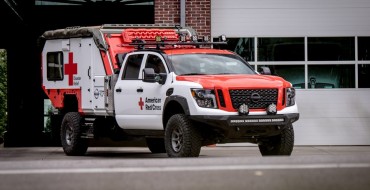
[{"x1": 0, "y1": 49, "x2": 7, "y2": 139}]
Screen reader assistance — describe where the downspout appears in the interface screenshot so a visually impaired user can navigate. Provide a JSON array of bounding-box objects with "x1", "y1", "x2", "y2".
[{"x1": 180, "y1": 0, "x2": 185, "y2": 27}]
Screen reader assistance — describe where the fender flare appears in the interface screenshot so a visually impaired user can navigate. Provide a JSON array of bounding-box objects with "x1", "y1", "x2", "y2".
[{"x1": 163, "y1": 95, "x2": 190, "y2": 116}]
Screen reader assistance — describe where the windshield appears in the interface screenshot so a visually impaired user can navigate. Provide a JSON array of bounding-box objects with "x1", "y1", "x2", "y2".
[{"x1": 169, "y1": 54, "x2": 256, "y2": 75}]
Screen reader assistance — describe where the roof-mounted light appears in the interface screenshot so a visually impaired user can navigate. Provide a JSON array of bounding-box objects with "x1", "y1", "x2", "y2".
[
  {"x1": 179, "y1": 35, "x2": 186, "y2": 42},
  {"x1": 155, "y1": 35, "x2": 162, "y2": 42},
  {"x1": 203, "y1": 36, "x2": 209, "y2": 42},
  {"x1": 219, "y1": 34, "x2": 227, "y2": 42},
  {"x1": 191, "y1": 35, "x2": 198, "y2": 42}
]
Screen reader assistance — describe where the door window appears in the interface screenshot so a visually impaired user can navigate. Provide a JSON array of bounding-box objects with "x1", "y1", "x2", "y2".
[
  {"x1": 122, "y1": 54, "x2": 144, "y2": 80},
  {"x1": 144, "y1": 54, "x2": 166, "y2": 73}
]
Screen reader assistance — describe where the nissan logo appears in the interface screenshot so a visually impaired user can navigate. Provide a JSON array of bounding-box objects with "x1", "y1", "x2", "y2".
[{"x1": 250, "y1": 93, "x2": 261, "y2": 103}]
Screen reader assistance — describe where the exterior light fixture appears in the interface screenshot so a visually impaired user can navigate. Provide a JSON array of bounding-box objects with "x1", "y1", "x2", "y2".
[
  {"x1": 267, "y1": 103, "x2": 277, "y2": 115},
  {"x1": 203, "y1": 36, "x2": 209, "y2": 42},
  {"x1": 191, "y1": 35, "x2": 198, "y2": 42},
  {"x1": 238, "y1": 103, "x2": 249, "y2": 115},
  {"x1": 155, "y1": 36, "x2": 162, "y2": 42},
  {"x1": 219, "y1": 35, "x2": 227, "y2": 42},
  {"x1": 180, "y1": 35, "x2": 186, "y2": 42}
]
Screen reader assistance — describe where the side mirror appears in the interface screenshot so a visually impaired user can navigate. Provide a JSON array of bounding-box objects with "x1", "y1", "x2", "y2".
[
  {"x1": 142, "y1": 68, "x2": 167, "y2": 85},
  {"x1": 258, "y1": 66, "x2": 271, "y2": 75},
  {"x1": 143, "y1": 68, "x2": 156, "y2": 83}
]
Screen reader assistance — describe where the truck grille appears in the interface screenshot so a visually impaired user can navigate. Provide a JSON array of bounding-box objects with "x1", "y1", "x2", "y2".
[{"x1": 229, "y1": 89, "x2": 278, "y2": 109}]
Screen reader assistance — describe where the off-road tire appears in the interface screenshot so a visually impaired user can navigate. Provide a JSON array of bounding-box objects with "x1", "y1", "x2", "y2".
[
  {"x1": 258, "y1": 123, "x2": 294, "y2": 156},
  {"x1": 165, "y1": 114, "x2": 202, "y2": 157},
  {"x1": 60, "y1": 112, "x2": 88, "y2": 156},
  {"x1": 146, "y1": 138, "x2": 166, "y2": 153}
]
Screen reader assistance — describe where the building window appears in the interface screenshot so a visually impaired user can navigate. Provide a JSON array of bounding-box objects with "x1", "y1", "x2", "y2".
[
  {"x1": 229, "y1": 38, "x2": 255, "y2": 61},
  {"x1": 36, "y1": 0, "x2": 154, "y2": 6},
  {"x1": 308, "y1": 37, "x2": 355, "y2": 61},
  {"x1": 358, "y1": 64, "x2": 370, "y2": 88},
  {"x1": 308, "y1": 65, "x2": 355, "y2": 88},
  {"x1": 257, "y1": 65, "x2": 305, "y2": 89},
  {"x1": 213, "y1": 37, "x2": 255, "y2": 61},
  {"x1": 257, "y1": 38, "x2": 304, "y2": 61},
  {"x1": 47, "y1": 52, "x2": 64, "y2": 81},
  {"x1": 358, "y1": 37, "x2": 370, "y2": 61},
  {"x1": 213, "y1": 35, "x2": 370, "y2": 89}
]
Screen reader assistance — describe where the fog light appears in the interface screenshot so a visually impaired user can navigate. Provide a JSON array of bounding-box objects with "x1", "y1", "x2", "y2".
[
  {"x1": 238, "y1": 104, "x2": 249, "y2": 115},
  {"x1": 267, "y1": 103, "x2": 277, "y2": 115}
]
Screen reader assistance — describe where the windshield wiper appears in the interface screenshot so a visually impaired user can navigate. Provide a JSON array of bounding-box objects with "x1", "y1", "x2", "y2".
[
  {"x1": 181, "y1": 73, "x2": 207, "y2": 76},
  {"x1": 214, "y1": 73, "x2": 235, "y2": 75}
]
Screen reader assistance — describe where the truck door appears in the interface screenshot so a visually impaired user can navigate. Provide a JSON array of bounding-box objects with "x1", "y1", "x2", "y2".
[{"x1": 114, "y1": 52, "x2": 169, "y2": 130}]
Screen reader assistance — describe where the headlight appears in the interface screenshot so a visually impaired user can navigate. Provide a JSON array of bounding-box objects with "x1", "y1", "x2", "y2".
[
  {"x1": 191, "y1": 89, "x2": 217, "y2": 109},
  {"x1": 286, "y1": 87, "x2": 296, "y2": 107}
]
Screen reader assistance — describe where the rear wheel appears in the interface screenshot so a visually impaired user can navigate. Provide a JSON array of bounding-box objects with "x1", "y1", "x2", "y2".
[
  {"x1": 60, "y1": 112, "x2": 88, "y2": 156},
  {"x1": 258, "y1": 123, "x2": 294, "y2": 156},
  {"x1": 165, "y1": 114, "x2": 202, "y2": 157},
  {"x1": 146, "y1": 138, "x2": 166, "y2": 153}
]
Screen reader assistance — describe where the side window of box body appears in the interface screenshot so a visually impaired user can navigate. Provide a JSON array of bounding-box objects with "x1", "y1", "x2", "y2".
[{"x1": 46, "y1": 52, "x2": 64, "y2": 81}]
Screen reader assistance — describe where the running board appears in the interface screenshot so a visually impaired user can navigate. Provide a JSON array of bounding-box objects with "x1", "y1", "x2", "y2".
[{"x1": 81, "y1": 118, "x2": 95, "y2": 139}]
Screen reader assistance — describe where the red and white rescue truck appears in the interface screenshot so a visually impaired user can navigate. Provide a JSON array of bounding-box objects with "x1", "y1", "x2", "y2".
[{"x1": 40, "y1": 24, "x2": 299, "y2": 157}]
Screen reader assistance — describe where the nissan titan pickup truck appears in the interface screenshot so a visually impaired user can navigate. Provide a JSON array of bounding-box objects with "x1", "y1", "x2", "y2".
[{"x1": 40, "y1": 24, "x2": 299, "y2": 157}]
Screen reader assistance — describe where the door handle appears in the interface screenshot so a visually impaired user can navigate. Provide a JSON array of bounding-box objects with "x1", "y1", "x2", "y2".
[
  {"x1": 116, "y1": 88, "x2": 122, "y2": 93},
  {"x1": 88, "y1": 66, "x2": 91, "y2": 79},
  {"x1": 137, "y1": 88, "x2": 143, "y2": 93}
]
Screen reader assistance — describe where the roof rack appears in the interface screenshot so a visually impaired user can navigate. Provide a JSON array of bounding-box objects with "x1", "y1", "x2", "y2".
[
  {"x1": 129, "y1": 41, "x2": 228, "y2": 50},
  {"x1": 101, "y1": 24, "x2": 179, "y2": 29}
]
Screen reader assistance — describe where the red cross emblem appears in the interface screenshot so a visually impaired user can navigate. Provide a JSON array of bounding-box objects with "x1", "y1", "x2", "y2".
[
  {"x1": 64, "y1": 52, "x2": 78, "y2": 86},
  {"x1": 138, "y1": 97, "x2": 144, "y2": 110}
]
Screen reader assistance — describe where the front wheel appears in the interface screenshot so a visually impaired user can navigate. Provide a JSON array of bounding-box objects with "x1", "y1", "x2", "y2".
[
  {"x1": 60, "y1": 112, "x2": 88, "y2": 156},
  {"x1": 258, "y1": 123, "x2": 294, "y2": 156},
  {"x1": 165, "y1": 114, "x2": 202, "y2": 157}
]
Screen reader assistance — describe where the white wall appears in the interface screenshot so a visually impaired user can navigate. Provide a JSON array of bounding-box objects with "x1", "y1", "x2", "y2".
[
  {"x1": 212, "y1": 0, "x2": 370, "y2": 145},
  {"x1": 212, "y1": 0, "x2": 370, "y2": 37},
  {"x1": 295, "y1": 90, "x2": 370, "y2": 145}
]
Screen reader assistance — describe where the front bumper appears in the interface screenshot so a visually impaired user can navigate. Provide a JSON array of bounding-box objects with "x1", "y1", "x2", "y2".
[{"x1": 189, "y1": 113, "x2": 299, "y2": 138}]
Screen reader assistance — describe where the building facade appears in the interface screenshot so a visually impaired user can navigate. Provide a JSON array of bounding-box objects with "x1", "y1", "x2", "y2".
[{"x1": 157, "y1": 0, "x2": 370, "y2": 145}]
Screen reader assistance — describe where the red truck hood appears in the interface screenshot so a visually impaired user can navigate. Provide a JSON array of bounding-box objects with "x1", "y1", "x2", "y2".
[{"x1": 176, "y1": 74, "x2": 290, "y2": 89}]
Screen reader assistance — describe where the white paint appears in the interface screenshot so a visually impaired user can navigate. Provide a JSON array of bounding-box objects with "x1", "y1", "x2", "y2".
[{"x1": 1, "y1": 163, "x2": 369, "y2": 175}]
